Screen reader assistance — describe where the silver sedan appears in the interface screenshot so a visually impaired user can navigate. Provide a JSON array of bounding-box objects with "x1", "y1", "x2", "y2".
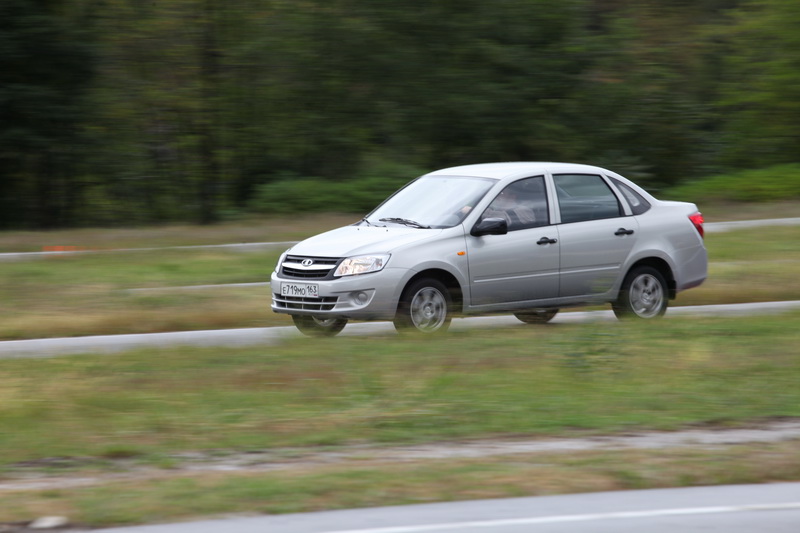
[{"x1": 271, "y1": 162, "x2": 707, "y2": 336}]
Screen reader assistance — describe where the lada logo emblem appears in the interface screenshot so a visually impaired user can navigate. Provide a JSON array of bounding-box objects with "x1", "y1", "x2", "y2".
[{"x1": 301, "y1": 259, "x2": 314, "y2": 267}]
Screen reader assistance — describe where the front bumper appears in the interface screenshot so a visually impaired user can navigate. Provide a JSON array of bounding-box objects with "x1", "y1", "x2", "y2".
[{"x1": 270, "y1": 268, "x2": 408, "y2": 320}]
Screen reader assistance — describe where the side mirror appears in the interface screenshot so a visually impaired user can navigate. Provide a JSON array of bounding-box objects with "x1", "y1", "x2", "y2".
[{"x1": 471, "y1": 217, "x2": 508, "y2": 237}]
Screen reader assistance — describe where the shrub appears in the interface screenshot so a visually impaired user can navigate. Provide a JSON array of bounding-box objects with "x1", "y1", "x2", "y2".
[
  {"x1": 248, "y1": 161, "x2": 424, "y2": 215},
  {"x1": 664, "y1": 164, "x2": 800, "y2": 202}
]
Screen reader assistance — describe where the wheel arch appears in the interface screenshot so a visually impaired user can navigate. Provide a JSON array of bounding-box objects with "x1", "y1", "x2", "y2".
[
  {"x1": 626, "y1": 257, "x2": 677, "y2": 300},
  {"x1": 400, "y1": 268, "x2": 464, "y2": 315}
]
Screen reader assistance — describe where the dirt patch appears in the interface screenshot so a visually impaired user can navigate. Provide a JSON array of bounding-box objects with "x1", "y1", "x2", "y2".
[{"x1": 3, "y1": 419, "x2": 800, "y2": 494}]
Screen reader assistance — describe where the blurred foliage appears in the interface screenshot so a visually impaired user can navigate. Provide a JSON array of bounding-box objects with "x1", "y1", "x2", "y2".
[
  {"x1": 717, "y1": 0, "x2": 800, "y2": 168},
  {"x1": 664, "y1": 163, "x2": 800, "y2": 202},
  {"x1": 0, "y1": 0, "x2": 798, "y2": 228},
  {"x1": 248, "y1": 159, "x2": 423, "y2": 214},
  {"x1": 0, "y1": 0, "x2": 95, "y2": 228}
]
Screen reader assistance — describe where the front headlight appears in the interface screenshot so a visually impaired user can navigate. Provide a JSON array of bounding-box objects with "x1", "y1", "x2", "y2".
[{"x1": 334, "y1": 254, "x2": 390, "y2": 277}]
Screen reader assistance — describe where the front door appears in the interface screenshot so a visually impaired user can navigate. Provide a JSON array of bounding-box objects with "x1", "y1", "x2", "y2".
[{"x1": 466, "y1": 176, "x2": 560, "y2": 307}]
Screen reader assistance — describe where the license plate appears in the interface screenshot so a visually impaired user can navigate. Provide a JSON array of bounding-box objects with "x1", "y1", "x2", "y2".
[{"x1": 281, "y1": 282, "x2": 320, "y2": 298}]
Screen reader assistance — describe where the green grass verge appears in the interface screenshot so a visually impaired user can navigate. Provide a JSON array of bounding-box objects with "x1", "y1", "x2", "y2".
[
  {"x1": 1, "y1": 312, "x2": 799, "y2": 526},
  {"x1": 674, "y1": 225, "x2": 800, "y2": 306},
  {"x1": 0, "y1": 198, "x2": 798, "y2": 527},
  {"x1": 0, "y1": 248, "x2": 282, "y2": 289},
  {"x1": 705, "y1": 226, "x2": 800, "y2": 262},
  {"x1": 4, "y1": 225, "x2": 800, "y2": 340},
  {"x1": 2, "y1": 313, "x2": 799, "y2": 464},
  {"x1": 0, "y1": 249, "x2": 288, "y2": 339},
  {"x1": 0, "y1": 214, "x2": 357, "y2": 253},
  {"x1": 3, "y1": 442, "x2": 800, "y2": 527}
]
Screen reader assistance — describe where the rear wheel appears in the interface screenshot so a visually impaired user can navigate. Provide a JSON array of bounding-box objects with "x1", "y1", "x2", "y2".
[
  {"x1": 514, "y1": 308, "x2": 559, "y2": 324},
  {"x1": 612, "y1": 266, "x2": 668, "y2": 319},
  {"x1": 394, "y1": 278, "x2": 452, "y2": 334},
  {"x1": 292, "y1": 315, "x2": 348, "y2": 337}
]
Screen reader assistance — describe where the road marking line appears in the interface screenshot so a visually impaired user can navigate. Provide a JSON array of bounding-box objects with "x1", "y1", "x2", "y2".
[{"x1": 321, "y1": 503, "x2": 800, "y2": 533}]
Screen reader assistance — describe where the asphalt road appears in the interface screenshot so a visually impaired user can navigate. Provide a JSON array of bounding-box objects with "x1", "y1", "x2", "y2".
[
  {"x1": 1, "y1": 300, "x2": 799, "y2": 359},
  {"x1": 92, "y1": 483, "x2": 800, "y2": 533}
]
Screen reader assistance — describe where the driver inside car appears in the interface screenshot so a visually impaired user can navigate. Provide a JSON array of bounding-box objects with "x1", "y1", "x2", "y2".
[{"x1": 481, "y1": 182, "x2": 538, "y2": 230}]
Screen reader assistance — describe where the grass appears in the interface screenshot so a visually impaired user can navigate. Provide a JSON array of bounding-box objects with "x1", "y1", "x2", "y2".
[
  {"x1": 0, "y1": 185, "x2": 797, "y2": 527},
  {"x1": 694, "y1": 201, "x2": 800, "y2": 221},
  {"x1": 0, "y1": 198, "x2": 798, "y2": 526},
  {"x1": 675, "y1": 225, "x2": 800, "y2": 306},
  {"x1": 679, "y1": 261, "x2": 800, "y2": 306},
  {"x1": 1, "y1": 313, "x2": 799, "y2": 463},
  {"x1": 0, "y1": 213, "x2": 357, "y2": 253},
  {"x1": 2, "y1": 441, "x2": 799, "y2": 527},
  {"x1": 0, "y1": 248, "x2": 281, "y2": 288},
  {"x1": 0, "y1": 312, "x2": 799, "y2": 526},
  {"x1": 0, "y1": 286, "x2": 293, "y2": 340},
  {"x1": 2, "y1": 221, "x2": 800, "y2": 340},
  {"x1": 705, "y1": 226, "x2": 800, "y2": 262},
  {"x1": 0, "y1": 248, "x2": 291, "y2": 339}
]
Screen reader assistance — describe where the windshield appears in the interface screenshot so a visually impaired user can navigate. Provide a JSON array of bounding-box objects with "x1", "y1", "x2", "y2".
[{"x1": 364, "y1": 175, "x2": 496, "y2": 228}]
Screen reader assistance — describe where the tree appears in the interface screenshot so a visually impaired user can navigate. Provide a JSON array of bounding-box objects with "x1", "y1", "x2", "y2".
[
  {"x1": 718, "y1": 0, "x2": 800, "y2": 168},
  {"x1": 0, "y1": 0, "x2": 95, "y2": 228}
]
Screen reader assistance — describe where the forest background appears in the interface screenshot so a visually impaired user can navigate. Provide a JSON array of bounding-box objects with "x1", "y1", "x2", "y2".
[{"x1": 1, "y1": 0, "x2": 798, "y2": 229}]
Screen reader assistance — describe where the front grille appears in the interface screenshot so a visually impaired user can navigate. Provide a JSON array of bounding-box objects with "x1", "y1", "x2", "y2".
[
  {"x1": 273, "y1": 294, "x2": 338, "y2": 311},
  {"x1": 280, "y1": 255, "x2": 342, "y2": 279}
]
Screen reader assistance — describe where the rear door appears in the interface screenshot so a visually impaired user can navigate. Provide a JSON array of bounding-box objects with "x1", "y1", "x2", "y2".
[{"x1": 553, "y1": 174, "x2": 638, "y2": 297}]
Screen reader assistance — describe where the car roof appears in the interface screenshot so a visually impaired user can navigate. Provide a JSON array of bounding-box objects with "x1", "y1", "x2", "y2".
[{"x1": 424, "y1": 162, "x2": 615, "y2": 180}]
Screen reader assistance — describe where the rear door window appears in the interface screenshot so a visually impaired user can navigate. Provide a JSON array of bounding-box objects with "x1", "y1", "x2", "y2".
[{"x1": 554, "y1": 174, "x2": 622, "y2": 224}]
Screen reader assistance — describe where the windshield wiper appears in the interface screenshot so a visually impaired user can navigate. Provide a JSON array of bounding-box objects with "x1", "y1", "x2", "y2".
[{"x1": 378, "y1": 217, "x2": 431, "y2": 229}]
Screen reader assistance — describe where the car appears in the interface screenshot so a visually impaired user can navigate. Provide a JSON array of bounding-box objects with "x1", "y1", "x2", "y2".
[{"x1": 271, "y1": 162, "x2": 707, "y2": 336}]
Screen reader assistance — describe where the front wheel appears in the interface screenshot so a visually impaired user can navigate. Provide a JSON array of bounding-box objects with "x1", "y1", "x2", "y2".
[
  {"x1": 292, "y1": 315, "x2": 348, "y2": 337},
  {"x1": 514, "y1": 308, "x2": 559, "y2": 324},
  {"x1": 612, "y1": 266, "x2": 668, "y2": 319},
  {"x1": 394, "y1": 278, "x2": 453, "y2": 334}
]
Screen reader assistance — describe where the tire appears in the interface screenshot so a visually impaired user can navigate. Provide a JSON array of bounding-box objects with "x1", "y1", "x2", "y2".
[
  {"x1": 612, "y1": 266, "x2": 668, "y2": 319},
  {"x1": 514, "y1": 308, "x2": 559, "y2": 324},
  {"x1": 292, "y1": 315, "x2": 348, "y2": 337},
  {"x1": 393, "y1": 278, "x2": 452, "y2": 334}
]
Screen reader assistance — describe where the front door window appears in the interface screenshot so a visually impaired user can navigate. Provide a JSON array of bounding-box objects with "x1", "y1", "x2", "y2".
[{"x1": 480, "y1": 176, "x2": 549, "y2": 231}]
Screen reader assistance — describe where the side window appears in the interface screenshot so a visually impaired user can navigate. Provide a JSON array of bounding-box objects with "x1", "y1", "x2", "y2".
[
  {"x1": 554, "y1": 174, "x2": 622, "y2": 224},
  {"x1": 480, "y1": 176, "x2": 549, "y2": 231},
  {"x1": 610, "y1": 178, "x2": 651, "y2": 215}
]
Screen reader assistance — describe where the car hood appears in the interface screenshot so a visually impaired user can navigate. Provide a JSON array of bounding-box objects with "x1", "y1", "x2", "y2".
[{"x1": 288, "y1": 225, "x2": 443, "y2": 257}]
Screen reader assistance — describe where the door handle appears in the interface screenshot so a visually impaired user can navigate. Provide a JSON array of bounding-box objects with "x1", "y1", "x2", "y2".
[
  {"x1": 614, "y1": 228, "x2": 635, "y2": 236},
  {"x1": 537, "y1": 237, "x2": 558, "y2": 245}
]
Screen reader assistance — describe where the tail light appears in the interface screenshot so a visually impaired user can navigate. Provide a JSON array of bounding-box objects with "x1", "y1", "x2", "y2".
[{"x1": 689, "y1": 212, "x2": 704, "y2": 239}]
